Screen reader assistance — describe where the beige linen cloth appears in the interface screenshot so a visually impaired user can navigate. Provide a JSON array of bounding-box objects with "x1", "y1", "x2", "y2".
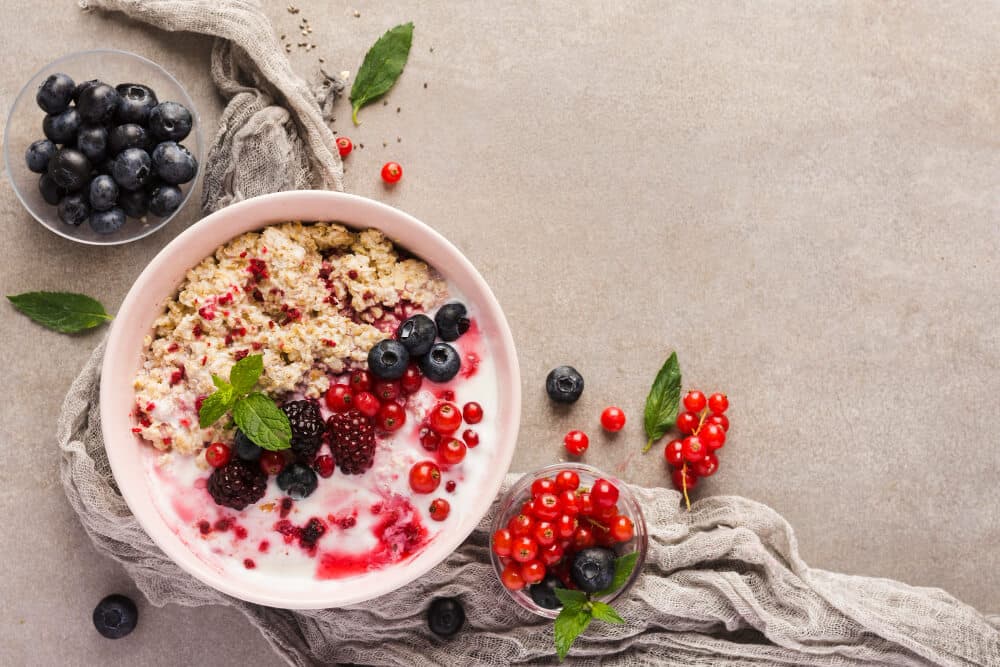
[{"x1": 64, "y1": 1, "x2": 1000, "y2": 664}]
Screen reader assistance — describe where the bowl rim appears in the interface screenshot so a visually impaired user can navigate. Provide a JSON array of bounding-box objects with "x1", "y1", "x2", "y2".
[
  {"x1": 99, "y1": 190, "x2": 521, "y2": 608},
  {"x1": 3, "y1": 48, "x2": 203, "y2": 247}
]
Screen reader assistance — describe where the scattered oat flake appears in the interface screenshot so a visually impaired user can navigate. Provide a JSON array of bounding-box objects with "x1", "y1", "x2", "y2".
[{"x1": 340, "y1": 70, "x2": 351, "y2": 80}]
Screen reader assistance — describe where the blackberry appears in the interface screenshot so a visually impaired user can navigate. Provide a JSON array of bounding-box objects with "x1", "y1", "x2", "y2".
[
  {"x1": 282, "y1": 399, "x2": 325, "y2": 461},
  {"x1": 208, "y1": 460, "x2": 267, "y2": 510},
  {"x1": 327, "y1": 409, "x2": 376, "y2": 475}
]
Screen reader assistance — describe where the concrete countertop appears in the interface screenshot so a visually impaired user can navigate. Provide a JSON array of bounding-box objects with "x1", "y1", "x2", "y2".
[{"x1": 1, "y1": 1, "x2": 997, "y2": 664}]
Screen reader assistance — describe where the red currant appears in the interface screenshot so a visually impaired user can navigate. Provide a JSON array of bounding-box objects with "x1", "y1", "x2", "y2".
[
  {"x1": 708, "y1": 392, "x2": 729, "y2": 414},
  {"x1": 462, "y1": 429, "x2": 480, "y2": 448},
  {"x1": 353, "y1": 391, "x2": 380, "y2": 418},
  {"x1": 205, "y1": 442, "x2": 231, "y2": 468},
  {"x1": 259, "y1": 450, "x2": 286, "y2": 475},
  {"x1": 409, "y1": 460, "x2": 441, "y2": 493},
  {"x1": 381, "y1": 161, "x2": 403, "y2": 184},
  {"x1": 555, "y1": 470, "x2": 580, "y2": 492},
  {"x1": 706, "y1": 413, "x2": 730, "y2": 432},
  {"x1": 558, "y1": 490, "x2": 580, "y2": 515},
  {"x1": 336, "y1": 136, "x2": 353, "y2": 157},
  {"x1": 693, "y1": 452, "x2": 719, "y2": 477},
  {"x1": 314, "y1": 454, "x2": 335, "y2": 478},
  {"x1": 349, "y1": 369, "x2": 372, "y2": 392},
  {"x1": 591, "y1": 478, "x2": 620, "y2": 508},
  {"x1": 683, "y1": 390, "x2": 707, "y2": 413},
  {"x1": 511, "y1": 535, "x2": 538, "y2": 563},
  {"x1": 429, "y1": 402, "x2": 462, "y2": 434},
  {"x1": 419, "y1": 426, "x2": 440, "y2": 451},
  {"x1": 520, "y1": 559, "x2": 546, "y2": 585},
  {"x1": 700, "y1": 422, "x2": 726, "y2": 450},
  {"x1": 594, "y1": 526, "x2": 617, "y2": 547},
  {"x1": 600, "y1": 406, "x2": 626, "y2": 432},
  {"x1": 373, "y1": 379, "x2": 401, "y2": 403},
  {"x1": 376, "y1": 402, "x2": 406, "y2": 432},
  {"x1": 564, "y1": 430, "x2": 589, "y2": 455},
  {"x1": 577, "y1": 492, "x2": 595, "y2": 517},
  {"x1": 445, "y1": 480, "x2": 457, "y2": 493},
  {"x1": 672, "y1": 466, "x2": 699, "y2": 491},
  {"x1": 681, "y1": 435, "x2": 706, "y2": 463},
  {"x1": 324, "y1": 384, "x2": 353, "y2": 412},
  {"x1": 439, "y1": 438, "x2": 467, "y2": 465},
  {"x1": 428, "y1": 498, "x2": 450, "y2": 521},
  {"x1": 676, "y1": 411, "x2": 699, "y2": 434},
  {"x1": 609, "y1": 515, "x2": 634, "y2": 542},
  {"x1": 664, "y1": 439, "x2": 685, "y2": 466},
  {"x1": 540, "y1": 542, "x2": 564, "y2": 566},
  {"x1": 533, "y1": 493, "x2": 561, "y2": 521},
  {"x1": 462, "y1": 401, "x2": 483, "y2": 424},
  {"x1": 492, "y1": 528, "x2": 513, "y2": 556},
  {"x1": 531, "y1": 478, "x2": 557, "y2": 497},
  {"x1": 533, "y1": 521, "x2": 557, "y2": 547},
  {"x1": 572, "y1": 526, "x2": 596, "y2": 550},
  {"x1": 594, "y1": 502, "x2": 619, "y2": 522},
  {"x1": 400, "y1": 364, "x2": 423, "y2": 394},
  {"x1": 500, "y1": 562, "x2": 525, "y2": 590},
  {"x1": 556, "y1": 513, "x2": 578, "y2": 538},
  {"x1": 508, "y1": 513, "x2": 534, "y2": 536}
]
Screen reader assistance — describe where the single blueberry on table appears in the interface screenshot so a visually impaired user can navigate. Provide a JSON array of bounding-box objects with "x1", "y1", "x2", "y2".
[
  {"x1": 92, "y1": 594, "x2": 138, "y2": 639},
  {"x1": 118, "y1": 189, "x2": 149, "y2": 219},
  {"x1": 76, "y1": 125, "x2": 109, "y2": 163},
  {"x1": 427, "y1": 597, "x2": 465, "y2": 638},
  {"x1": 418, "y1": 342, "x2": 461, "y2": 383},
  {"x1": 546, "y1": 366, "x2": 585, "y2": 404},
  {"x1": 115, "y1": 83, "x2": 158, "y2": 124},
  {"x1": 35, "y1": 72, "x2": 75, "y2": 114},
  {"x1": 276, "y1": 463, "x2": 318, "y2": 500},
  {"x1": 88, "y1": 175, "x2": 119, "y2": 212},
  {"x1": 396, "y1": 314, "x2": 437, "y2": 356},
  {"x1": 147, "y1": 184, "x2": 183, "y2": 217},
  {"x1": 42, "y1": 108, "x2": 81, "y2": 144},
  {"x1": 46, "y1": 148, "x2": 91, "y2": 191},
  {"x1": 529, "y1": 574, "x2": 563, "y2": 609},
  {"x1": 151, "y1": 141, "x2": 198, "y2": 185},
  {"x1": 25, "y1": 139, "x2": 57, "y2": 173},
  {"x1": 112, "y1": 147, "x2": 152, "y2": 191},
  {"x1": 88, "y1": 207, "x2": 127, "y2": 235},
  {"x1": 435, "y1": 302, "x2": 470, "y2": 341},
  {"x1": 58, "y1": 192, "x2": 90, "y2": 227},
  {"x1": 77, "y1": 82, "x2": 120, "y2": 124},
  {"x1": 38, "y1": 173, "x2": 65, "y2": 205},
  {"x1": 148, "y1": 101, "x2": 193, "y2": 142},
  {"x1": 367, "y1": 339, "x2": 410, "y2": 380},
  {"x1": 108, "y1": 123, "x2": 149, "y2": 155}
]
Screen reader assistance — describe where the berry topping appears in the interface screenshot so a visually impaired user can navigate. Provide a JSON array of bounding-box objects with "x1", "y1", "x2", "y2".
[
  {"x1": 600, "y1": 406, "x2": 626, "y2": 432},
  {"x1": 208, "y1": 460, "x2": 267, "y2": 510},
  {"x1": 314, "y1": 454, "x2": 335, "y2": 478},
  {"x1": 462, "y1": 401, "x2": 483, "y2": 424},
  {"x1": 259, "y1": 450, "x2": 287, "y2": 476},
  {"x1": 368, "y1": 339, "x2": 410, "y2": 379},
  {"x1": 409, "y1": 460, "x2": 441, "y2": 494},
  {"x1": 92, "y1": 594, "x2": 138, "y2": 639},
  {"x1": 434, "y1": 302, "x2": 470, "y2": 341},
  {"x1": 428, "y1": 498, "x2": 451, "y2": 521},
  {"x1": 570, "y1": 547, "x2": 615, "y2": 593},
  {"x1": 205, "y1": 443, "x2": 231, "y2": 468},
  {"x1": 396, "y1": 313, "x2": 437, "y2": 356},
  {"x1": 353, "y1": 390, "x2": 380, "y2": 417},
  {"x1": 349, "y1": 369, "x2": 373, "y2": 392},
  {"x1": 325, "y1": 384, "x2": 354, "y2": 413},
  {"x1": 373, "y1": 379, "x2": 402, "y2": 403},
  {"x1": 276, "y1": 463, "x2": 319, "y2": 500},
  {"x1": 462, "y1": 428, "x2": 480, "y2": 448},
  {"x1": 233, "y1": 429, "x2": 262, "y2": 461},
  {"x1": 427, "y1": 597, "x2": 464, "y2": 638},
  {"x1": 400, "y1": 363, "x2": 423, "y2": 394},
  {"x1": 439, "y1": 438, "x2": 467, "y2": 465},
  {"x1": 545, "y1": 366, "x2": 585, "y2": 404},
  {"x1": 429, "y1": 402, "x2": 463, "y2": 434},
  {"x1": 282, "y1": 399, "x2": 325, "y2": 460},
  {"x1": 419, "y1": 342, "x2": 462, "y2": 382},
  {"x1": 327, "y1": 409, "x2": 377, "y2": 475},
  {"x1": 376, "y1": 401, "x2": 407, "y2": 432}
]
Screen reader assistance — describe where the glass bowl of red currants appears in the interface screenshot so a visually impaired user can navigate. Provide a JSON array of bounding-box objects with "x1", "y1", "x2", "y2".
[
  {"x1": 4, "y1": 49, "x2": 202, "y2": 245},
  {"x1": 489, "y1": 463, "x2": 648, "y2": 618}
]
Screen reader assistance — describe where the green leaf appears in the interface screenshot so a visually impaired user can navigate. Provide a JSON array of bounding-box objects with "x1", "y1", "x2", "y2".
[
  {"x1": 595, "y1": 552, "x2": 640, "y2": 597},
  {"x1": 232, "y1": 392, "x2": 291, "y2": 451},
  {"x1": 229, "y1": 354, "x2": 263, "y2": 395},
  {"x1": 555, "y1": 587, "x2": 588, "y2": 613},
  {"x1": 642, "y1": 351, "x2": 682, "y2": 452},
  {"x1": 349, "y1": 22, "x2": 414, "y2": 124},
  {"x1": 554, "y1": 604, "x2": 592, "y2": 661},
  {"x1": 7, "y1": 291, "x2": 112, "y2": 333},
  {"x1": 589, "y1": 601, "x2": 625, "y2": 625},
  {"x1": 199, "y1": 386, "x2": 235, "y2": 428},
  {"x1": 211, "y1": 374, "x2": 230, "y2": 390}
]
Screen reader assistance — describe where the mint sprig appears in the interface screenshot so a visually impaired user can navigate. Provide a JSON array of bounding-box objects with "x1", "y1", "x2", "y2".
[
  {"x1": 551, "y1": 553, "x2": 638, "y2": 661},
  {"x1": 198, "y1": 354, "x2": 291, "y2": 451},
  {"x1": 7, "y1": 291, "x2": 113, "y2": 333},
  {"x1": 642, "y1": 351, "x2": 682, "y2": 452}
]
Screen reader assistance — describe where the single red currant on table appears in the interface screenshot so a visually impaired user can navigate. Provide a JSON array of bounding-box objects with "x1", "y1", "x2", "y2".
[
  {"x1": 324, "y1": 384, "x2": 353, "y2": 412},
  {"x1": 683, "y1": 390, "x2": 707, "y2": 413},
  {"x1": 429, "y1": 402, "x2": 462, "y2": 434},
  {"x1": 205, "y1": 442, "x2": 231, "y2": 468},
  {"x1": 708, "y1": 392, "x2": 729, "y2": 414},
  {"x1": 409, "y1": 460, "x2": 441, "y2": 493},
  {"x1": 428, "y1": 498, "x2": 450, "y2": 521},
  {"x1": 381, "y1": 161, "x2": 403, "y2": 184},
  {"x1": 336, "y1": 136, "x2": 353, "y2": 157},
  {"x1": 462, "y1": 401, "x2": 483, "y2": 424},
  {"x1": 564, "y1": 430, "x2": 589, "y2": 455},
  {"x1": 600, "y1": 406, "x2": 626, "y2": 432}
]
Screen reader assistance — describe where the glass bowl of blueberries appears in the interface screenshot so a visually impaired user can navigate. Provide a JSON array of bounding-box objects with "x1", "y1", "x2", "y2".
[
  {"x1": 3, "y1": 49, "x2": 202, "y2": 245},
  {"x1": 489, "y1": 463, "x2": 648, "y2": 619}
]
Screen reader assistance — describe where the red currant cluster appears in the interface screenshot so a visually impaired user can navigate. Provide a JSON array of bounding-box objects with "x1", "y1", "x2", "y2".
[
  {"x1": 334, "y1": 136, "x2": 404, "y2": 184},
  {"x1": 492, "y1": 473, "x2": 634, "y2": 590},
  {"x1": 664, "y1": 391, "x2": 729, "y2": 506}
]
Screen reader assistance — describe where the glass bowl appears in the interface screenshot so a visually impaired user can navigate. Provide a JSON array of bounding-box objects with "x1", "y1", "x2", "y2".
[
  {"x1": 3, "y1": 49, "x2": 203, "y2": 246},
  {"x1": 490, "y1": 463, "x2": 648, "y2": 618}
]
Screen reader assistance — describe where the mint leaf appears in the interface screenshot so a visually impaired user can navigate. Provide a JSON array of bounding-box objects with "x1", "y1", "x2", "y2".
[
  {"x1": 554, "y1": 604, "x2": 592, "y2": 661},
  {"x1": 589, "y1": 601, "x2": 624, "y2": 625},
  {"x1": 642, "y1": 351, "x2": 682, "y2": 452},
  {"x1": 232, "y1": 392, "x2": 291, "y2": 451},
  {"x1": 199, "y1": 386, "x2": 235, "y2": 428},
  {"x1": 212, "y1": 374, "x2": 230, "y2": 390},
  {"x1": 595, "y1": 552, "x2": 640, "y2": 597},
  {"x1": 229, "y1": 354, "x2": 263, "y2": 395},
  {"x1": 554, "y1": 588, "x2": 588, "y2": 608},
  {"x1": 7, "y1": 291, "x2": 112, "y2": 333},
  {"x1": 349, "y1": 22, "x2": 414, "y2": 124}
]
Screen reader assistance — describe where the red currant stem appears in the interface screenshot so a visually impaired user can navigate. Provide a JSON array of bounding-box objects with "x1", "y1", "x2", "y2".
[
  {"x1": 585, "y1": 517, "x2": 609, "y2": 532},
  {"x1": 693, "y1": 408, "x2": 708, "y2": 436},
  {"x1": 682, "y1": 463, "x2": 691, "y2": 512}
]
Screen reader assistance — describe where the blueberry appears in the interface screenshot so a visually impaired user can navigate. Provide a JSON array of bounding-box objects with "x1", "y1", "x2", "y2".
[
  {"x1": 25, "y1": 139, "x2": 57, "y2": 173},
  {"x1": 47, "y1": 148, "x2": 91, "y2": 191},
  {"x1": 529, "y1": 574, "x2": 563, "y2": 610},
  {"x1": 38, "y1": 173, "x2": 66, "y2": 205},
  {"x1": 396, "y1": 314, "x2": 437, "y2": 356},
  {"x1": 42, "y1": 108, "x2": 81, "y2": 144},
  {"x1": 118, "y1": 189, "x2": 149, "y2": 218},
  {"x1": 233, "y1": 430, "x2": 261, "y2": 461},
  {"x1": 92, "y1": 594, "x2": 138, "y2": 639},
  {"x1": 434, "y1": 302, "x2": 470, "y2": 341},
  {"x1": 148, "y1": 101, "x2": 193, "y2": 142},
  {"x1": 77, "y1": 83, "x2": 120, "y2": 124},
  {"x1": 147, "y1": 184, "x2": 183, "y2": 217},
  {"x1": 151, "y1": 141, "x2": 198, "y2": 185},
  {"x1": 276, "y1": 463, "x2": 318, "y2": 500},
  {"x1": 35, "y1": 72, "x2": 75, "y2": 114},
  {"x1": 76, "y1": 125, "x2": 109, "y2": 163},
  {"x1": 108, "y1": 123, "x2": 149, "y2": 155},
  {"x1": 58, "y1": 193, "x2": 90, "y2": 227},
  {"x1": 427, "y1": 597, "x2": 465, "y2": 638},
  {"x1": 115, "y1": 83, "x2": 158, "y2": 124},
  {"x1": 418, "y1": 342, "x2": 461, "y2": 383},
  {"x1": 367, "y1": 339, "x2": 410, "y2": 379},
  {"x1": 89, "y1": 207, "x2": 126, "y2": 234},
  {"x1": 112, "y1": 148, "x2": 152, "y2": 191},
  {"x1": 89, "y1": 175, "x2": 119, "y2": 212},
  {"x1": 546, "y1": 366, "x2": 585, "y2": 404},
  {"x1": 73, "y1": 79, "x2": 100, "y2": 103},
  {"x1": 570, "y1": 547, "x2": 616, "y2": 593}
]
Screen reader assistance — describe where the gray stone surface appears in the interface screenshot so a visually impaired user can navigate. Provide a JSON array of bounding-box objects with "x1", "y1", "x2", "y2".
[{"x1": 1, "y1": 0, "x2": 997, "y2": 664}]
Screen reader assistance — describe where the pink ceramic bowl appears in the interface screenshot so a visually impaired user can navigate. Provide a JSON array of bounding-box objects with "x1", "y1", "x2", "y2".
[{"x1": 100, "y1": 190, "x2": 521, "y2": 609}]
